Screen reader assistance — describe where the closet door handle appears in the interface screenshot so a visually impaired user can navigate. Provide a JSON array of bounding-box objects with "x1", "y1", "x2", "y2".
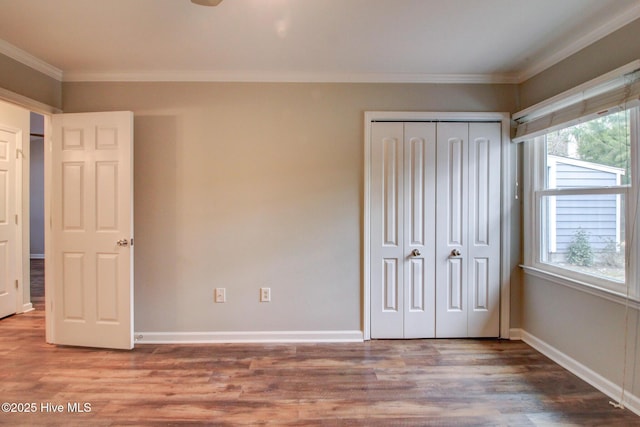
[
  {"x1": 411, "y1": 249, "x2": 421, "y2": 257},
  {"x1": 450, "y1": 249, "x2": 461, "y2": 257},
  {"x1": 117, "y1": 239, "x2": 130, "y2": 247}
]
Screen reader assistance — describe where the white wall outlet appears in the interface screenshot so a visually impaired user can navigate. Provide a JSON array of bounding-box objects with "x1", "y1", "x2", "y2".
[
  {"x1": 214, "y1": 288, "x2": 226, "y2": 303},
  {"x1": 260, "y1": 287, "x2": 271, "y2": 302}
]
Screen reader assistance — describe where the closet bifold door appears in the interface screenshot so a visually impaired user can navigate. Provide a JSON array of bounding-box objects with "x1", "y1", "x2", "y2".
[
  {"x1": 466, "y1": 122, "x2": 501, "y2": 337},
  {"x1": 435, "y1": 122, "x2": 501, "y2": 338},
  {"x1": 370, "y1": 122, "x2": 436, "y2": 339},
  {"x1": 402, "y1": 123, "x2": 436, "y2": 338}
]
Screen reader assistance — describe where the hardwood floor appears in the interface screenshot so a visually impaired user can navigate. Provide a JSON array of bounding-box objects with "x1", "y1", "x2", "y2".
[
  {"x1": 29, "y1": 259, "x2": 44, "y2": 309},
  {"x1": 0, "y1": 263, "x2": 637, "y2": 425}
]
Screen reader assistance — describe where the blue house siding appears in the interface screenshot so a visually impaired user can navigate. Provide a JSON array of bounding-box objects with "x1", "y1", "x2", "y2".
[
  {"x1": 555, "y1": 196, "x2": 618, "y2": 252},
  {"x1": 549, "y1": 157, "x2": 623, "y2": 254}
]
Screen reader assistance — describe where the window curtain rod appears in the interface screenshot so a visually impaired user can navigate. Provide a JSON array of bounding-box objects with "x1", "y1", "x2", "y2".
[{"x1": 512, "y1": 61, "x2": 640, "y2": 143}]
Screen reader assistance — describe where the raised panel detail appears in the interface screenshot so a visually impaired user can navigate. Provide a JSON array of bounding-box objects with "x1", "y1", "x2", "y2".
[
  {"x1": 97, "y1": 127, "x2": 118, "y2": 150},
  {"x1": 0, "y1": 139, "x2": 7, "y2": 160},
  {"x1": 448, "y1": 258, "x2": 462, "y2": 311},
  {"x1": 383, "y1": 259, "x2": 398, "y2": 311},
  {"x1": 410, "y1": 137, "x2": 425, "y2": 245},
  {"x1": 475, "y1": 137, "x2": 490, "y2": 245},
  {"x1": 62, "y1": 128, "x2": 84, "y2": 151},
  {"x1": 63, "y1": 253, "x2": 85, "y2": 321},
  {"x1": 0, "y1": 171, "x2": 7, "y2": 225},
  {"x1": 383, "y1": 138, "x2": 399, "y2": 246},
  {"x1": 97, "y1": 253, "x2": 119, "y2": 322},
  {"x1": 448, "y1": 138, "x2": 463, "y2": 245},
  {"x1": 474, "y1": 258, "x2": 489, "y2": 310},
  {"x1": 410, "y1": 258, "x2": 424, "y2": 311},
  {"x1": 62, "y1": 163, "x2": 84, "y2": 230},
  {"x1": 96, "y1": 162, "x2": 118, "y2": 231},
  {"x1": 0, "y1": 241, "x2": 7, "y2": 295}
]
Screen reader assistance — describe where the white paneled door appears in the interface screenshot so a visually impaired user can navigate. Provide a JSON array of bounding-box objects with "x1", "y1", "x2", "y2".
[
  {"x1": 370, "y1": 121, "x2": 500, "y2": 338},
  {"x1": 0, "y1": 124, "x2": 20, "y2": 319},
  {"x1": 50, "y1": 112, "x2": 134, "y2": 349},
  {"x1": 371, "y1": 122, "x2": 436, "y2": 338},
  {"x1": 435, "y1": 122, "x2": 501, "y2": 338}
]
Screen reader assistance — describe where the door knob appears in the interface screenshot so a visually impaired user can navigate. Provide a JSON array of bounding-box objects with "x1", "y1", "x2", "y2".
[
  {"x1": 117, "y1": 239, "x2": 130, "y2": 247},
  {"x1": 411, "y1": 249, "x2": 421, "y2": 257},
  {"x1": 450, "y1": 249, "x2": 461, "y2": 257}
]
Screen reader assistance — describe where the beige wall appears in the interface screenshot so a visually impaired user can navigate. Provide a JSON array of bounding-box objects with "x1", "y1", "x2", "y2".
[
  {"x1": 62, "y1": 82, "x2": 517, "y2": 333},
  {"x1": 0, "y1": 54, "x2": 61, "y2": 110},
  {"x1": 518, "y1": 18, "x2": 640, "y2": 403},
  {"x1": 519, "y1": 17, "x2": 640, "y2": 109}
]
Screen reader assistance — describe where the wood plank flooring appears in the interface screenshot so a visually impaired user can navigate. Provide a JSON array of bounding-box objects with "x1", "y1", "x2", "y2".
[{"x1": 0, "y1": 263, "x2": 638, "y2": 426}]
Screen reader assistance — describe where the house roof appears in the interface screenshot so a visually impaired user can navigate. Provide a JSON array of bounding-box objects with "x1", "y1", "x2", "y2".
[
  {"x1": 0, "y1": 0, "x2": 639, "y2": 83},
  {"x1": 549, "y1": 155, "x2": 626, "y2": 175}
]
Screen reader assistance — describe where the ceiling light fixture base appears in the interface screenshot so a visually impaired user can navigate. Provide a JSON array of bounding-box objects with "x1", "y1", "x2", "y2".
[{"x1": 191, "y1": 0, "x2": 223, "y2": 6}]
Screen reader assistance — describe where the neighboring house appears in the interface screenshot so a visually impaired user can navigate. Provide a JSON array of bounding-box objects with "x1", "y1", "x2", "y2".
[{"x1": 547, "y1": 155, "x2": 624, "y2": 259}]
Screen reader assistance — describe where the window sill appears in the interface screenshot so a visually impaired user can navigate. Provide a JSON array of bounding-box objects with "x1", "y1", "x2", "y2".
[{"x1": 520, "y1": 265, "x2": 640, "y2": 309}]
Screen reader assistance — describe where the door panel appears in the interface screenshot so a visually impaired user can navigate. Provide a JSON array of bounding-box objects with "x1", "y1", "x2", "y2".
[
  {"x1": 383, "y1": 137, "x2": 400, "y2": 246},
  {"x1": 383, "y1": 258, "x2": 399, "y2": 311},
  {"x1": 0, "y1": 122, "x2": 21, "y2": 318},
  {"x1": 435, "y1": 122, "x2": 500, "y2": 338},
  {"x1": 447, "y1": 136, "x2": 465, "y2": 246},
  {"x1": 371, "y1": 122, "x2": 404, "y2": 338},
  {"x1": 403, "y1": 123, "x2": 435, "y2": 338},
  {"x1": 467, "y1": 122, "x2": 501, "y2": 337},
  {"x1": 436, "y1": 123, "x2": 469, "y2": 338},
  {"x1": 371, "y1": 122, "x2": 436, "y2": 339},
  {"x1": 51, "y1": 111, "x2": 133, "y2": 349}
]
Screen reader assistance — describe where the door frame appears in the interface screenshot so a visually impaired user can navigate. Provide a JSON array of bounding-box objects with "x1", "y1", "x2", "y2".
[
  {"x1": 363, "y1": 111, "x2": 513, "y2": 340},
  {"x1": 0, "y1": 90, "x2": 60, "y2": 328},
  {"x1": 0, "y1": 93, "x2": 55, "y2": 317}
]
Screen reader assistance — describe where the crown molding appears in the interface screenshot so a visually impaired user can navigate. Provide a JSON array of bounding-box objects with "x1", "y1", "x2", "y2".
[
  {"x1": 62, "y1": 70, "x2": 520, "y2": 84},
  {"x1": 3, "y1": 2, "x2": 639, "y2": 86},
  {"x1": 0, "y1": 39, "x2": 63, "y2": 81},
  {"x1": 517, "y1": 1, "x2": 640, "y2": 82}
]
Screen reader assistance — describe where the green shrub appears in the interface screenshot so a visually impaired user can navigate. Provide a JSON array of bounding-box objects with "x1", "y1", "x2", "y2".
[{"x1": 567, "y1": 228, "x2": 593, "y2": 267}]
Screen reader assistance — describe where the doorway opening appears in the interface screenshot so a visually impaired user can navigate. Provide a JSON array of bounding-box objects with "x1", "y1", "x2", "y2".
[{"x1": 30, "y1": 112, "x2": 45, "y2": 311}]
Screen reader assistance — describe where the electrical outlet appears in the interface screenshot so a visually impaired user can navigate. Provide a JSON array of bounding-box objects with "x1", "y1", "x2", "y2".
[
  {"x1": 214, "y1": 288, "x2": 226, "y2": 303},
  {"x1": 260, "y1": 287, "x2": 271, "y2": 302}
]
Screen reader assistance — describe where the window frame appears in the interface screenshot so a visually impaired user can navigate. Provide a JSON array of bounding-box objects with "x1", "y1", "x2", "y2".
[{"x1": 523, "y1": 108, "x2": 640, "y2": 302}]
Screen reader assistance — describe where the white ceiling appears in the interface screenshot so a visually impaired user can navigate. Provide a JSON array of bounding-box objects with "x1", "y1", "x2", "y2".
[{"x1": 0, "y1": 0, "x2": 639, "y2": 83}]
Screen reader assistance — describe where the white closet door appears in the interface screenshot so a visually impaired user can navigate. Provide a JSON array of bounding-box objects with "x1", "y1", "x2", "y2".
[
  {"x1": 370, "y1": 122, "x2": 436, "y2": 339},
  {"x1": 467, "y1": 122, "x2": 501, "y2": 337},
  {"x1": 402, "y1": 123, "x2": 436, "y2": 338},
  {"x1": 435, "y1": 122, "x2": 500, "y2": 337},
  {"x1": 371, "y1": 122, "x2": 405, "y2": 338},
  {"x1": 435, "y1": 123, "x2": 469, "y2": 337}
]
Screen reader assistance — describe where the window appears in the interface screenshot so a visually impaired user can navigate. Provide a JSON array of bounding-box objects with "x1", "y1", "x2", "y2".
[
  {"x1": 516, "y1": 62, "x2": 640, "y2": 301},
  {"x1": 531, "y1": 110, "x2": 635, "y2": 296}
]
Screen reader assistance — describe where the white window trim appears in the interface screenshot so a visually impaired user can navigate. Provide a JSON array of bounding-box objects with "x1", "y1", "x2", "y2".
[{"x1": 522, "y1": 110, "x2": 640, "y2": 303}]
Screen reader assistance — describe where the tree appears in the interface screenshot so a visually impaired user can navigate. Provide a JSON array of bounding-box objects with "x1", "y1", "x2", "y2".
[
  {"x1": 545, "y1": 111, "x2": 630, "y2": 184},
  {"x1": 573, "y1": 111, "x2": 630, "y2": 183}
]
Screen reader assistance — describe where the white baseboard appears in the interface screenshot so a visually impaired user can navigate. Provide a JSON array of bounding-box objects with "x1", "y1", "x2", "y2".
[
  {"x1": 509, "y1": 328, "x2": 523, "y2": 340},
  {"x1": 134, "y1": 330, "x2": 364, "y2": 344},
  {"x1": 21, "y1": 303, "x2": 34, "y2": 313},
  {"x1": 30, "y1": 254, "x2": 45, "y2": 259},
  {"x1": 521, "y1": 329, "x2": 640, "y2": 416}
]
